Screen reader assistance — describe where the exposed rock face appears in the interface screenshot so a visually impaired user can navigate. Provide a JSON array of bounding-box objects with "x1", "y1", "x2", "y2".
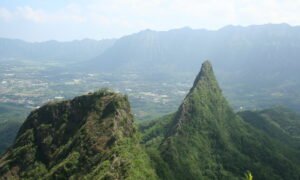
[{"x1": 0, "y1": 89, "x2": 157, "y2": 179}]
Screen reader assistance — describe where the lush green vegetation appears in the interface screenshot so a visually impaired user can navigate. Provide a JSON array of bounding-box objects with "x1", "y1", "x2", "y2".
[
  {"x1": 0, "y1": 89, "x2": 157, "y2": 179},
  {"x1": 239, "y1": 106, "x2": 300, "y2": 149},
  {"x1": 140, "y1": 61, "x2": 300, "y2": 180},
  {"x1": 245, "y1": 171, "x2": 253, "y2": 180},
  {"x1": 0, "y1": 120, "x2": 21, "y2": 154},
  {"x1": 259, "y1": 106, "x2": 300, "y2": 138},
  {"x1": 2, "y1": 61, "x2": 300, "y2": 179},
  {"x1": 0, "y1": 104, "x2": 29, "y2": 154}
]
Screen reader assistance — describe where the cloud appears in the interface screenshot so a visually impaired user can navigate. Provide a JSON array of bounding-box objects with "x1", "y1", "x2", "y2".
[
  {"x1": 0, "y1": 5, "x2": 85, "y2": 23},
  {"x1": 1, "y1": 0, "x2": 300, "y2": 28},
  {"x1": 169, "y1": 0, "x2": 300, "y2": 28},
  {"x1": 1, "y1": 0, "x2": 300, "y2": 41},
  {"x1": 82, "y1": 0, "x2": 300, "y2": 30},
  {"x1": 16, "y1": 6, "x2": 47, "y2": 22},
  {"x1": 0, "y1": 7, "x2": 13, "y2": 21},
  {"x1": 66, "y1": 3, "x2": 82, "y2": 14}
]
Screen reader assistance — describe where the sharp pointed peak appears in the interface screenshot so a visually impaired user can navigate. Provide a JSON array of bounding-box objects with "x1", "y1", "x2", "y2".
[
  {"x1": 164, "y1": 59, "x2": 232, "y2": 137},
  {"x1": 199, "y1": 60, "x2": 213, "y2": 75},
  {"x1": 190, "y1": 60, "x2": 216, "y2": 92}
]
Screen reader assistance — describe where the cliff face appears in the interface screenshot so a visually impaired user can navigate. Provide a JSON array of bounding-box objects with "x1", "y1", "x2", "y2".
[{"x1": 0, "y1": 89, "x2": 157, "y2": 179}]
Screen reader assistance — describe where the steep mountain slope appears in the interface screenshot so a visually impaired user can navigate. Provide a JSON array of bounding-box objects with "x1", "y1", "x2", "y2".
[
  {"x1": 239, "y1": 106, "x2": 300, "y2": 149},
  {"x1": 0, "y1": 38, "x2": 115, "y2": 62},
  {"x1": 82, "y1": 24, "x2": 300, "y2": 112},
  {"x1": 0, "y1": 89, "x2": 157, "y2": 179},
  {"x1": 0, "y1": 104, "x2": 29, "y2": 155},
  {"x1": 141, "y1": 61, "x2": 300, "y2": 180},
  {"x1": 0, "y1": 120, "x2": 22, "y2": 155}
]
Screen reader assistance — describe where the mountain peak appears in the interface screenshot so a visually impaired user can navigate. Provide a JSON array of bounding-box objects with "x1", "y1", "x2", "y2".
[
  {"x1": 187, "y1": 60, "x2": 222, "y2": 101},
  {"x1": 191, "y1": 60, "x2": 215, "y2": 90},
  {"x1": 0, "y1": 88, "x2": 158, "y2": 179},
  {"x1": 165, "y1": 60, "x2": 231, "y2": 137},
  {"x1": 151, "y1": 60, "x2": 300, "y2": 180}
]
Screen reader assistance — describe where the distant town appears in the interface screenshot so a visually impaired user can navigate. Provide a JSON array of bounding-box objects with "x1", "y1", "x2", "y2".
[{"x1": 0, "y1": 59, "x2": 190, "y2": 120}]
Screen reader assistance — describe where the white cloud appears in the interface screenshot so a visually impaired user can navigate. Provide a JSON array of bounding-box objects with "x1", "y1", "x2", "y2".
[
  {"x1": 169, "y1": 0, "x2": 300, "y2": 28},
  {"x1": 0, "y1": 5, "x2": 85, "y2": 24},
  {"x1": 82, "y1": 0, "x2": 300, "y2": 30},
  {"x1": 16, "y1": 6, "x2": 47, "y2": 22},
  {"x1": 0, "y1": 7, "x2": 13, "y2": 21},
  {"x1": 2, "y1": 0, "x2": 300, "y2": 27},
  {"x1": 88, "y1": 13, "x2": 112, "y2": 25},
  {"x1": 86, "y1": 0, "x2": 163, "y2": 13},
  {"x1": 1, "y1": 0, "x2": 300, "y2": 41},
  {"x1": 66, "y1": 3, "x2": 82, "y2": 14}
]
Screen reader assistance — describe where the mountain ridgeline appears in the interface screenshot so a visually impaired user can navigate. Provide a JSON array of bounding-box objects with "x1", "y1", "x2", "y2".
[
  {"x1": 0, "y1": 89, "x2": 157, "y2": 179},
  {"x1": 0, "y1": 38, "x2": 115, "y2": 62},
  {"x1": 81, "y1": 24, "x2": 300, "y2": 112},
  {"x1": 1, "y1": 61, "x2": 300, "y2": 179},
  {"x1": 140, "y1": 61, "x2": 300, "y2": 180},
  {"x1": 2, "y1": 24, "x2": 300, "y2": 112},
  {"x1": 239, "y1": 106, "x2": 300, "y2": 150}
]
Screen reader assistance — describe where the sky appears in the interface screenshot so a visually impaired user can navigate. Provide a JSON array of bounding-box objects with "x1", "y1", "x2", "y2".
[{"x1": 0, "y1": 0, "x2": 300, "y2": 42}]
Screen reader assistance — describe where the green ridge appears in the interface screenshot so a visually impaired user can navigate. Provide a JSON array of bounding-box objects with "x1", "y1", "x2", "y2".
[
  {"x1": 239, "y1": 106, "x2": 300, "y2": 149},
  {"x1": 2, "y1": 61, "x2": 300, "y2": 179},
  {"x1": 0, "y1": 89, "x2": 158, "y2": 179},
  {"x1": 141, "y1": 61, "x2": 300, "y2": 180}
]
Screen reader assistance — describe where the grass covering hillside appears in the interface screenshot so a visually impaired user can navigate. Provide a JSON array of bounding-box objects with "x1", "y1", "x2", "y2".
[
  {"x1": 1, "y1": 62, "x2": 300, "y2": 179},
  {"x1": 0, "y1": 89, "x2": 158, "y2": 179},
  {"x1": 239, "y1": 106, "x2": 300, "y2": 149},
  {"x1": 140, "y1": 61, "x2": 300, "y2": 180}
]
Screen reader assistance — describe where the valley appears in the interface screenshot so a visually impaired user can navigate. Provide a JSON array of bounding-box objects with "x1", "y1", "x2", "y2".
[
  {"x1": 0, "y1": 59, "x2": 188, "y2": 121},
  {"x1": 1, "y1": 61, "x2": 300, "y2": 179},
  {"x1": 1, "y1": 0, "x2": 300, "y2": 178}
]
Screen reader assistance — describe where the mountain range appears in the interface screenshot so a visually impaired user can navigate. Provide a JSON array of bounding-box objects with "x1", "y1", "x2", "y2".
[
  {"x1": 0, "y1": 38, "x2": 115, "y2": 62},
  {"x1": 2, "y1": 24, "x2": 300, "y2": 111},
  {"x1": 80, "y1": 23, "x2": 300, "y2": 112},
  {"x1": 1, "y1": 61, "x2": 300, "y2": 179}
]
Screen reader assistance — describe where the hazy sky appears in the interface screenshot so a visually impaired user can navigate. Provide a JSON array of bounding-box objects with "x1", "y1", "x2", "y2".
[{"x1": 0, "y1": 0, "x2": 299, "y2": 41}]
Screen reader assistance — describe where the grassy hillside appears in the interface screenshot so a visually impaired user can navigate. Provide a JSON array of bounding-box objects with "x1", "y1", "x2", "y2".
[
  {"x1": 239, "y1": 106, "x2": 300, "y2": 149},
  {"x1": 0, "y1": 89, "x2": 158, "y2": 179},
  {"x1": 140, "y1": 62, "x2": 300, "y2": 180}
]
